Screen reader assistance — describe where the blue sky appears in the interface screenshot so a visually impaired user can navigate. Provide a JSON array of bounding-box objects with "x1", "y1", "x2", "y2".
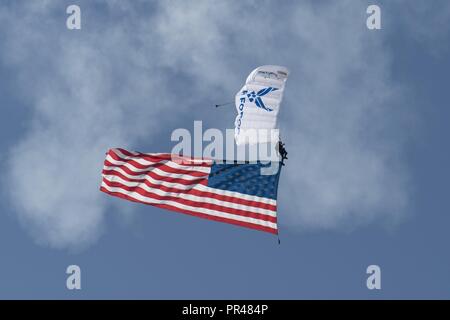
[{"x1": 0, "y1": 0, "x2": 449, "y2": 299}]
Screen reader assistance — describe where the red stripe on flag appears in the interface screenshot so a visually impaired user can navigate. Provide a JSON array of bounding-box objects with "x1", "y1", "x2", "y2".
[
  {"x1": 114, "y1": 148, "x2": 211, "y2": 166},
  {"x1": 107, "y1": 152, "x2": 209, "y2": 177},
  {"x1": 102, "y1": 167, "x2": 208, "y2": 186}
]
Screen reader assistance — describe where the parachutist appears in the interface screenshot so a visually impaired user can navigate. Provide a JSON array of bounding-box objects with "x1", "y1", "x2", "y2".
[{"x1": 276, "y1": 141, "x2": 288, "y2": 165}]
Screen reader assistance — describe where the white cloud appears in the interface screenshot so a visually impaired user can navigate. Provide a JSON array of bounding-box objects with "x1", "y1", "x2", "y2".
[
  {"x1": 0, "y1": 0, "x2": 414, "y2": 248},
  {"x1": 1, "y1": 1, "x2": 175, "y2": 249}
]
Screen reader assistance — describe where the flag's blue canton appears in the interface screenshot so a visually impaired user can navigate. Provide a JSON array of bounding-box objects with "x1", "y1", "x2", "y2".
[{"x1": 207, "y1": 162, "x2": 281, "y2": 200}]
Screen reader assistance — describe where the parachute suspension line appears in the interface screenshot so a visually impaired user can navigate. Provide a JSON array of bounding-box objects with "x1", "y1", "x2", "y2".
[{"x1": 215, "y1": 101, "x2": 234, "y2": 108}]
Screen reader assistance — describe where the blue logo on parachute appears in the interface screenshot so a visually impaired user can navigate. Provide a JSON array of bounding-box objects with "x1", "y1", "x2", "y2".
[{"x1": 242, "y1": 87, "x2": 278, "y2": 112}]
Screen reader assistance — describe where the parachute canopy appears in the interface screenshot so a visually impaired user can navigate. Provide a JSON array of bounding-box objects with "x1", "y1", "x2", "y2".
[{"x1": 234, "y1": 65, "x2": 289, "y2": 145}]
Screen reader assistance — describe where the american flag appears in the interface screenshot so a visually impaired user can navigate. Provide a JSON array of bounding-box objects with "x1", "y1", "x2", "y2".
[{"x1": 100, "y1": 148, "x2": 281, "y2": 234}]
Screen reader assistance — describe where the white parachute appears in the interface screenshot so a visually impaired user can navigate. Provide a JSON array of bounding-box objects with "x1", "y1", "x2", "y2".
[{"x1": 234, "y1": 65, "x2": 289, "y2": 145}]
